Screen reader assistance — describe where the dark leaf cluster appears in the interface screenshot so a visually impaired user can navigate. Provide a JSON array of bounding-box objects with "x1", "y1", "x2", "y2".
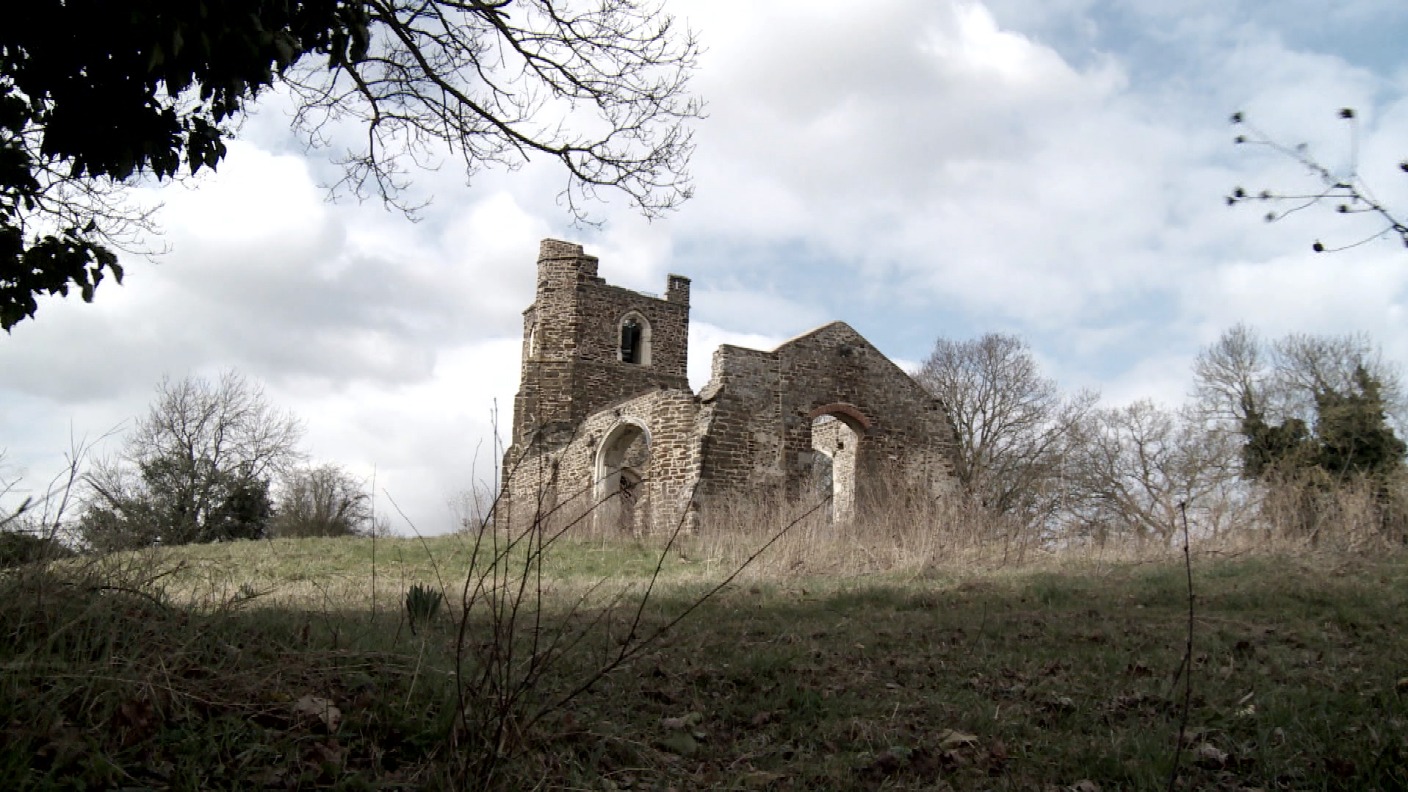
[
  {"x1": 81, "y1": 463, "x2": 274, "y2": 551},
  {"x1": 1239, "y1": 368, "x2": 1404, "y2": 483},
  {"x1": 4, "y1": 0, "x2": 369, "y2": 181},
  {"x1": 2, "y1": 0, "x2": 370, "y2": 329},
  {"x1": 2, "y1": 0, "x2": 700, "y2": 330},
  {"x1": 1313, "y1": 366, "x2": 1407, "y2": 479},
  {"x1": 0, "y1": 529, "x2": 74, "y2": 568}
]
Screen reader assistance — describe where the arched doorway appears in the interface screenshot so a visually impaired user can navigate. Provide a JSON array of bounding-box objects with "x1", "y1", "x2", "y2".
[
  {"x1": 594, "y1": 419, "x2": 652, "y2": 533},
  {"x1": 808, "y1": 404, "x2": 869, "y2": 523}
]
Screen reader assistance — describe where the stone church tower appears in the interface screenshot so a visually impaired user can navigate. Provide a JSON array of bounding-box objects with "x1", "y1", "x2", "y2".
[{"x1": 511, "y1": 239, "x2": 692, "y2": 448}]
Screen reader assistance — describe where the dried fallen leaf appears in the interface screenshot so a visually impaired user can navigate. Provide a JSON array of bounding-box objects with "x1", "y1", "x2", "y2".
[
  {"x1": 1070, "y1": 781, "x2": 1101, "y2": 792},
  {"x1": 985, "y1": 738, "x2": 1009, "y2": 772},
  {"x1": 115, "y1": 697, "x2": 158, "y2": 747},
  {"x1": 657, "y1": 731, "x2": 698, "y2": 756},
  {"x1": 294, "y1": 695, "x2": 342, "y2": 733},
  {"x1": 1194, "y1": 742, "x2": 1229, "y2": 768},
  {"x1": 937, "y1": 729, "x2": 979, "y2": 749},
  {"x1": 310, "y1": 739, "x2": 345, "y2": 768},
  {"x1": 860, "y1": 748, "x2": 909, "y2": 776},
  {"x1": 1324, "y1": 756, "x2": 1357, "y2": 777},
  {"x1": 1177, "y1": 727, "x2": 1211, "y2": 747},
  {"x1": 660, "y1": 711, "x2": 702, "y2": 730}
]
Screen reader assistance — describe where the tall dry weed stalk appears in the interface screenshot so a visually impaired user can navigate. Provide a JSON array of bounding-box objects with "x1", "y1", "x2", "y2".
[
  {"x1": 439, "y1": 426, "x2": 830, "y2": 788},
  {"x1": 675, "y1": 468, "x2": 1408, "y2": 579}
]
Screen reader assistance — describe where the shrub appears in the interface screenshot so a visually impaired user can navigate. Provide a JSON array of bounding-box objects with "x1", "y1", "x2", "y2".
[
  {"x1": 406, "y1": 583, "x2": 443, "y2": 632},
  {"x1": 0, "y1": 530, "x2": 74, "y2": 568}
]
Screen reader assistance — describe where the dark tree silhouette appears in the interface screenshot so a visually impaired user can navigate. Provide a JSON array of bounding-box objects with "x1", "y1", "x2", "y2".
[
  {"x1": 272, "y1": 464, "x2": 372, "y2": 538},
  {"x1": 2, "y1": 0, "x2": 701, "y2": 330}
]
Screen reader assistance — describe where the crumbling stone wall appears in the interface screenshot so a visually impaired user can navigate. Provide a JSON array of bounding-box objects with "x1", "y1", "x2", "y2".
[
  {"x1": 695, "y1": 322, "x2": 956, "y2": 519},
  {"x1": 499, "y1": 239, "x2": 958, "y2": 534}
]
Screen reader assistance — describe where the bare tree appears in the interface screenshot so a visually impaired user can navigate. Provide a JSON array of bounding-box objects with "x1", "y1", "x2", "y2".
[
  {"x1": 1193, "y1": 323, "x2": 1269, "y2": 426},
  {"x1": 82, "y1": 371, "x2": 304, "y2": 549},
  {"x1": 1064, "y1": 402, "x2": 1240, "y2": 543},
  {"x1": 915, "y1": 333, "x2": 1095, "y2": 532},
  {"x1": 273, "y1": 464, "x2": 372, "y2": 538},
  {"x1": 1194, "y1": 325, "x2": 1405, "y2": 441}
]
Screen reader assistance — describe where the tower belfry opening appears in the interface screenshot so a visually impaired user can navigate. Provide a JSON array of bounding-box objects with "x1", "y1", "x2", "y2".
[{"x1": 620, "y1": 315, "x2": 649, "y2": 364}]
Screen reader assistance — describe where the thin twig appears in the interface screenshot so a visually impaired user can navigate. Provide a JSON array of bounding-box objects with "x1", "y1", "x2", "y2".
[
  {"x1": 1228, "y1": 109, "x2": 1408, "y2": 253},
  {"x1": 1166, "y1": 500, "x2": 1195, "y2": 792}
]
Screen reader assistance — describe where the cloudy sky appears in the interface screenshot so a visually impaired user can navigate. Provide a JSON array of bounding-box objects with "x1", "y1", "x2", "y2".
[{"x1": 4, "y1": 0, "x2": 1407, "y2": 532}]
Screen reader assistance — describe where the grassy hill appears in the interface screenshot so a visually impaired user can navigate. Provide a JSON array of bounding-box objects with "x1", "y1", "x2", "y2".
[{"x1": 2, "y1": 530, "x2": 1406, "y2": 790}]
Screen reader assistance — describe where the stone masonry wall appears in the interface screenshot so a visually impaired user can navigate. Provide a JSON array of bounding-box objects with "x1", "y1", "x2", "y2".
[
  {"x1": 511, "y1": 239, "x2": 691, "y2": 447},
  {"x1": 694, "y1": 344, "x2": 783, "y2": 498},
  {"x1": 694, "y1": 321, "x2": 957, "y2": 517},
  {"x1": 501, "y1": 388, "x2": 703, "y2": 535},
  {"x1": 499, "y1": 239, "x2": 959, "y2": 535}
]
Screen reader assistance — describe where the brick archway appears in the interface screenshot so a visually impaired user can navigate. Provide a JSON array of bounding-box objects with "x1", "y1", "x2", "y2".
[
  {"x1": 807, "y1": 403, "x2": 870, "y2": 523},
  {"x1": 808, "y1": 402, "x2": 871, "y2": 432}
]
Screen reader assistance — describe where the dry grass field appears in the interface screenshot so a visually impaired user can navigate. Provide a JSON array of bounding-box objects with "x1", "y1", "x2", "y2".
[{"x1": 2, "y1": 514, "x2": 1406, "y2": 790}]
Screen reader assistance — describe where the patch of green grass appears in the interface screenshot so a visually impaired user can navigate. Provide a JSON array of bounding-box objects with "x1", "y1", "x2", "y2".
[{"x1": 3, "y1": 537, "x2": 1407, "y2": 790}]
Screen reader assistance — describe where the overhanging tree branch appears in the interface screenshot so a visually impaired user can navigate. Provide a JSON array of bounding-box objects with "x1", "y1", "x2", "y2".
[
  {"x1": 284, "y1": 0, "x2": 701, "y2": 222},
  {"x1": 3, "y1": 0, "x2": 702, "y2": 329},
  {"x1": 1227, "y1": 108, "x2": 1408, "y2": 253}
]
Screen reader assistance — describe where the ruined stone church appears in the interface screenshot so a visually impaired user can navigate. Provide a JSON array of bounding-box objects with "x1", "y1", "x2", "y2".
[{"x1": 499, "y1": 239, "x2": 959, "y2": 534}]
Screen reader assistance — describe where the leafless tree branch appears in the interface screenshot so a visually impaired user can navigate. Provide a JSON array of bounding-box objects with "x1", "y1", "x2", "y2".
[
  {"x1": 1228, "y1": 108, "x2": 1408, "y2": 253},
  {"x1": 282, "y1": 0, "x2": 702, "y2": 222}
]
